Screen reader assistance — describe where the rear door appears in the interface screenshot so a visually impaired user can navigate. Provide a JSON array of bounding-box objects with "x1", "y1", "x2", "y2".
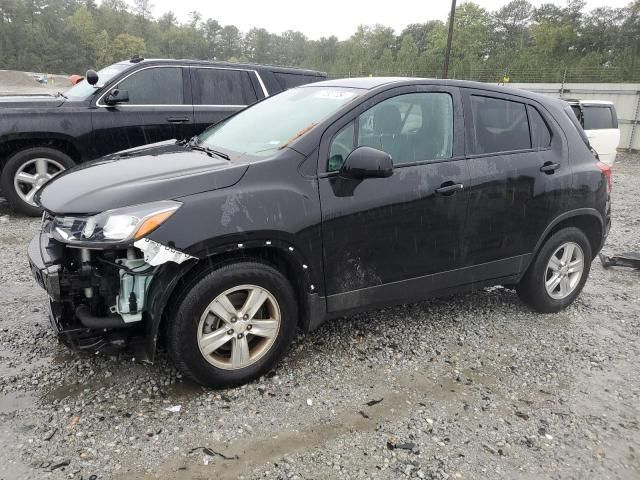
[
  {"x1": 190, "y1": 67, "x2": 264, "y2": 136},
  {"x1": 90, "y1": 65, "x2": 194, "y2": 158},
  {"x1": 460, "y1": 89, "x2": 571, "y2": 279},
  {"x1": 582, "y1": 104, "x2": 619, "y2": 165},
  {"x1": 318, "y1": 86, "x2": 470, "y2": 311}
]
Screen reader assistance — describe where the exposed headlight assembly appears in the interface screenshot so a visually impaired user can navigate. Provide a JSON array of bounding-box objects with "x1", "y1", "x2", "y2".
[{"x1": 52, "y1": 201, "x2": 181, "y2": 246}]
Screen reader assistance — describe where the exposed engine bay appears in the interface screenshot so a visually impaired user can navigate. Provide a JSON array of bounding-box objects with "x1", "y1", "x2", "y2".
[{"x1": 29, "y1": 215, "x2": 195, "y2": 355}]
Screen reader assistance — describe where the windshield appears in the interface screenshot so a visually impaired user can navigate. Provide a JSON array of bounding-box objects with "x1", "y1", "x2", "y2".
[
  {"x1": 198, "y1": 86, "x2": 361, "y2": 157},
  {"x1": 64, "y1": 63, "x2": 130, "y2": 100}
]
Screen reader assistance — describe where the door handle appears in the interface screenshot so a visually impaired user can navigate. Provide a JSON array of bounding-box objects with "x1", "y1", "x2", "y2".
[
  {"x1": 540, "y1": 162, "x2": 560, "y2": 174},
  {"x1": 435, "y1": 182, "x2": 464, "y2": 195},
  {"x1": 166, "y1": 116, "x2": 190, "y2": 124}
]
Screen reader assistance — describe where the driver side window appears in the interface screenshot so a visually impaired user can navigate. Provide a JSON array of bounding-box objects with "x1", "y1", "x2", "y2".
[
  {"x1": 116, "y1": 67, "x2": 184, "y2": 105},
  {"x1": 327, "y1": 92, "x2": 454, "y2": 172}
]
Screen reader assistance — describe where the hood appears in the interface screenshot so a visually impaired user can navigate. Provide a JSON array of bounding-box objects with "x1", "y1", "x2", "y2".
[
  {"x1": 0, "y1": 94, "x2": 65, "y2": 108},
  {"x1": 38, "y1": 141, "x2": 250, "y2": 215}
]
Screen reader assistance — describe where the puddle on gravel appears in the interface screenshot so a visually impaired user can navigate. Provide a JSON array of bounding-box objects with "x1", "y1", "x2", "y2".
[{"x1": 115, "y1": 370, "x2": 501, "y2": 480}]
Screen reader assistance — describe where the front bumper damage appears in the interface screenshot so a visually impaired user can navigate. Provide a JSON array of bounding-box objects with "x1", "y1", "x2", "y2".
[{"x1": 28, "y1": 219, "x2": 195, "y2": 359}]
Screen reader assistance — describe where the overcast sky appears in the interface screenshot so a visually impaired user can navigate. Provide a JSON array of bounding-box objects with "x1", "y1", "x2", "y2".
[{"x1": 140, "y1": 0, "x2": 631, "y2": 40}]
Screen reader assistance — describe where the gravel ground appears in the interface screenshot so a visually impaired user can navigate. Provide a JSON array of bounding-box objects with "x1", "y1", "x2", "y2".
[{"x1": 0, "y1": 153, "x2": 639, "y2": 480}]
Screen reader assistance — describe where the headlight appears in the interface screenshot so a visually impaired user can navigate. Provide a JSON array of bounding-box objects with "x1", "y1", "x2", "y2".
[{"x1": 52, "y1": 201, "x2": 181, "y2": 245}]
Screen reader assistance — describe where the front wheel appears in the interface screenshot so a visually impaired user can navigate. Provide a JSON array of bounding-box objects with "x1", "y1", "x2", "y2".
[
  {"x1": 165, "y1": 262, "x2": 298, "y2": 387},
  {"x1": 1, "y1": 147, "x2": 75, "y2": 216},
  {"x1": 517, "y1": 227, "x2": 592, "y2": 313}
]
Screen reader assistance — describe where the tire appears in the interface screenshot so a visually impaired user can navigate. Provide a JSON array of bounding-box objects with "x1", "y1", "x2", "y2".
[
  {"x1": 165, "y1": 262, "x2": 298, "y2": 387},
  {"x1": 0, "y1": 147, "x2": 75, "y2": 216},
  {"x1": 517, "y1": 227, "x2": 592, "y2": 313}
]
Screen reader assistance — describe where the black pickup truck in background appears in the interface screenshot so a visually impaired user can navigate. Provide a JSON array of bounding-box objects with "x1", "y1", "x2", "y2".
[{"x1": 0, "y1": 58, "x2": 326, "y2": 215}]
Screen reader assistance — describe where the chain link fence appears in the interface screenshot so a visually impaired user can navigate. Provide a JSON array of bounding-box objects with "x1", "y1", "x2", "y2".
[{"x1": 326, "y1": 66, "x2": 640, "y2": 84}]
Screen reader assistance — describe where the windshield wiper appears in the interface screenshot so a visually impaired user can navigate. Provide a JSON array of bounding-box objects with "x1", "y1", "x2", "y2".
[
  {"x1": 191, "y1": 145, "x2": 230, "y2": 161},
  {"x1": 180, "y1": 136, "x2": 230, "y2": 160},
  {"x1": 55, "y1": 91, "x2": 68, "y2": 99}
]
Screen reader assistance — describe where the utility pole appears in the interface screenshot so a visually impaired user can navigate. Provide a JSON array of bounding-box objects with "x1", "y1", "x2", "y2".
[{"x1": 443, "y1": 0, "x2": 457, "y2": 79}]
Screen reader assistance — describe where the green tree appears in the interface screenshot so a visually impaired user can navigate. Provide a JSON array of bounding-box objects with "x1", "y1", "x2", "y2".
[
  {"x1": 396, "y1": 33, "x2": 419, "y2": 74},
  {"x1": 110, "y1": 32, "x2": 145, "y2": 61}
]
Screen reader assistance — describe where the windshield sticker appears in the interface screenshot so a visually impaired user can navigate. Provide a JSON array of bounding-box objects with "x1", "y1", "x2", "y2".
[{"x1": 313, "y1": 90, "x2": 356, "y2": 100}]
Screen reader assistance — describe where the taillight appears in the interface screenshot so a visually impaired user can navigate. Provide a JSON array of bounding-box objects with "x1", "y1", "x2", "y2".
[{"x1": 597, "y1": 162, "x2": 612, "y2": 194}]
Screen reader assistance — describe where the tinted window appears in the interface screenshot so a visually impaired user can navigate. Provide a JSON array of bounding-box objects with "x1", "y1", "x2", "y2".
[
  {"x1": 582, "y1": 106, "x2": 615, "y2": 130},
  {"x1": 570, "y1": 104, "x2": 582, "y2": 121},
  {"x1": 356, "y1": 92, "x2": 453, "y2": 166},
  {"x1": 274, "y1": 72, "x2": 321, "y2": 89},
  {"x1": 117, "y1": 67, "x2": 183, "y2": 105},
  {"x1": 470, "y1": 95, "x2": 530, "y2": 154},
  {"x1": 528, "y1": 106, "x2": 552, "y2": 149},
  {"x1": 195, "y1": 68, "x2": 257, "y2": 106}
]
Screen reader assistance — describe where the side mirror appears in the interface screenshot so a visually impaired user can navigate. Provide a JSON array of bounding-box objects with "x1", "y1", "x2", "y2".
[
  {"x1": 85, "y1": 69, "x2": 99, "y2": 85},
  {"x1": 104, "y1": 89, "x2": 129, "y2": 106},
  {"x1": 340, "y1": 146, "x2": 393, "y2": 179}
]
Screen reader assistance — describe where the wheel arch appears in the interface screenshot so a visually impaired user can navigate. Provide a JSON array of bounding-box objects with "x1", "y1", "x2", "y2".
[
  {"x1": 144, "y1": 242, "x2": 325, "y2": 362},
  {"x1": 0, "y1": 133, "x2": 83, "y2": 169},
  {"x1": 531, "y1": 209, "x2": 604, "y2": 266}
]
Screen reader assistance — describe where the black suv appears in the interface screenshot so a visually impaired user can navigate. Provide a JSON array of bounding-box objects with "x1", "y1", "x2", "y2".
[
  {"x1": 0, "y1": 58, "x2": 325, "y2": 215},
  {"x1": 28, "y1": 78, "x2": 611, "y2": 387}
]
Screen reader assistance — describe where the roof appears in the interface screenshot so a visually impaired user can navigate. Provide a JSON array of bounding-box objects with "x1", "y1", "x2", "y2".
[
  {"x1": 114, "y1": 58, "x2": 326, "y2": 77},
  {"x1": 303, "y1": 77, "x2": 562, "y2": 106}
]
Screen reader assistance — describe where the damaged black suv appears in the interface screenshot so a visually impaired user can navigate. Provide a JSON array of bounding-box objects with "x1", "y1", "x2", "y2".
[{"x1": 28, "y1": 78, "x2": 611, "y2": 387}]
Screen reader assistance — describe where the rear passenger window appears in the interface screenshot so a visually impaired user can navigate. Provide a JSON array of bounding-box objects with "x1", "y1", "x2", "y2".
[
  {"x1": 194, "y1": 68, "x2": 258, "y2": 106},
  {"x1": 470, "y1": 96, "x2": 530, "y2": 154},
  {"x1": 117, "y1": 67, "x2": 184, "y2": 105},
  {"x1": 528, "y1": 106, "x2": 552, "y2": 149},
  {"x1": 582, "y1": 106, "x2": 615, "y2": 130}
]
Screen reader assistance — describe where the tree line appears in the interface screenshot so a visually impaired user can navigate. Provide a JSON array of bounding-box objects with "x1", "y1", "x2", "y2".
[{"x1": 0, "y1": 0, "x2": 639, "y2": 83}]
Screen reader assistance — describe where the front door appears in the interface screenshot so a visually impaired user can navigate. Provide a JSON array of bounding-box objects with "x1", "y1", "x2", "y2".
[
  {"x1": 318, "y1": 86, "x2": 470, "y2": 312},
  {"x1": 90, "y1": 66, "x2": 194, "y2": 159}
]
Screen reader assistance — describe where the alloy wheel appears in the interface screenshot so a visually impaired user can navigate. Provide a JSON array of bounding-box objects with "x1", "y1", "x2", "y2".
[
  {"x1": 197, "y1": 285, "x2": 281, "y2": 370},
  {"x1": 13, "y1": 157, "x2": 65, "y2": 206},
  {"x1": 544, "y1": 241, "x2": 585, "y2": 300}
]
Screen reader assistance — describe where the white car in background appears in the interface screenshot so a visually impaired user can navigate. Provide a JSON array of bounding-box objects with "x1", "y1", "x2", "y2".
[{"x1": 566, "y1": 100, "x2": 620, "y2": 166}]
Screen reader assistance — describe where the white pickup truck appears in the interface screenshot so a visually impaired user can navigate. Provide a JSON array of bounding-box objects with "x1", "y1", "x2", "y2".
[{"x1": 566, "y1": 100, "x2": 620, "y2": 166}]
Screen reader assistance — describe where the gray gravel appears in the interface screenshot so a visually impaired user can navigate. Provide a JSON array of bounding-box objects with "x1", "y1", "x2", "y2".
[{"x1": 1, "y1": 153, "x2": 639, "y2": 480}]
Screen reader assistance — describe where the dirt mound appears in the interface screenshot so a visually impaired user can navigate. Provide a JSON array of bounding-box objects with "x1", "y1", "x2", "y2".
[{"x1": 0, "y1": 70, "x2": 71, "y2": 95}]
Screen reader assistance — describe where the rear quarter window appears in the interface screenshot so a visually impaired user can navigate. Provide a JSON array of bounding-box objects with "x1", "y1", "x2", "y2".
[
  {"x1": 528, "y1": 105, "x2": 552, "y2": 149},
  {"x1": 582, "y1": 106, "x2": 617, "y2": 130},
  {"x1": 274, "y1": 72, "x2": 323, "y2": 90}
]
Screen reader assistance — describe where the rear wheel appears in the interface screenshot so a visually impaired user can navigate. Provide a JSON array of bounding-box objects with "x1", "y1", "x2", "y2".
[
  {"x1": 1, "y1": 147, "x2": 75, "y2": 216},
  {"x1": 166, "y1": 262, "x2": 298, "y2": 387},
  {"x1": 517, "y1": 227, "x2": 592, "y2": 313}
]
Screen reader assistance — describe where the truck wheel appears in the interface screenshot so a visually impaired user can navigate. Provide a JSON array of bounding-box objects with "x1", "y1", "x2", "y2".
[
  {"x1": 1, "y1": 147, "x2": 75, "y2": 216},
  {"x1": 166, "y1": 262, "x2": 298, "y2": 387},
  {"x1": 517, "y1": 227, "x2": 592, "y2": 313}
]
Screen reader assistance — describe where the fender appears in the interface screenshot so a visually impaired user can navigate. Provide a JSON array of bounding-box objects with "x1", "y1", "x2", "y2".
[
  {"x1": 0, "y1": 132, "x2": 85, "y2": 160},
  {"x1": 143, "y1": 237, "x2": 326, "y2": 361},
  {"x1": 524, "y1": 208, "x2": 605, "y2": 274}
]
